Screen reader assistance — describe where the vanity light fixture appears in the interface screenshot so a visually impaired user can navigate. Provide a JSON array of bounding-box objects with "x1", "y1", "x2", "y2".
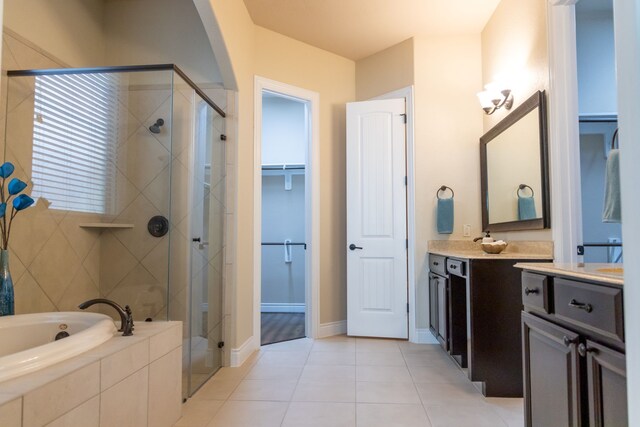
[{"x1": 477, "y1": 81, "x2": 514, "y2": 115}]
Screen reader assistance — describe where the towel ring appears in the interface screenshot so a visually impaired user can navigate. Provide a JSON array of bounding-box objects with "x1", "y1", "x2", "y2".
[
  {"x1": 611, "y1": 128, "x2": 619, "y2": 150},
  {"x1": 437, "y1": 185, "x2": 454, "y2": 199},
  {"x1": 517, "y1": 184, "x2": 534, "y2": 198}
]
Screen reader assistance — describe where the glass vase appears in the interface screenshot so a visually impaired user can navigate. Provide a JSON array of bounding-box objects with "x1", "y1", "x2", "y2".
[{"x1": 0, "y1": 249, "x2": 14, "y2": 316}]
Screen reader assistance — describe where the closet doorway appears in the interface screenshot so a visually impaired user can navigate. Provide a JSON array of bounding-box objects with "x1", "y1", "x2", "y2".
[
  {"x1": 253, "y1": 77, "x2": 320, "y2": 346},
  {"x1": 575, "y1": 0, "x2": 623, "y2": 263}
]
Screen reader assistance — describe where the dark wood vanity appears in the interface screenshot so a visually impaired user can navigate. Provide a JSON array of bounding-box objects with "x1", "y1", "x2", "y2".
[
  {"x1": 517, "y1": 263, "x2": 627, "y2": 427},
  {"x1": 427, "y1": 249, "x2": 552, "y2": 397}
]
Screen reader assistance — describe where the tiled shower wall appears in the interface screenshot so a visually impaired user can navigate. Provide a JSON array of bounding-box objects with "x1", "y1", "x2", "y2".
[
  {"x1": 0, "y1": 30, "x2": 230, "y2": 338},
  {"x1": 0, "y1": 30, "x2": 102, "y2": 314}
]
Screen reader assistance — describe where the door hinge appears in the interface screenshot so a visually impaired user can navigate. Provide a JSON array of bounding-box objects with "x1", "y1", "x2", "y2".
[
  {"x1": 407, "y1": 303, "x2": 410, "y2": 313},
  {"x1": 405, "y1": 239, "x2": 408, "y2": 249},
  {"x1": 400, "y1": 113, "x2": 407, "y2": 124},
  {"x1": 404, "y1": 176, "x2": 408, "y2": 186}
]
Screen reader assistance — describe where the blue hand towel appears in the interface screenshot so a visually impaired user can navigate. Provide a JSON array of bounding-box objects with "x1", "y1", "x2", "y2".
[
  {"x1": 603, "y1": 148, "x2": 621, "y2": 223},
  {"x1": 437, "y1": 197, "x2": 454, "y2": 234},
  {"x1": 518, "y1": 196, "x2": 537, "y2": 220}
]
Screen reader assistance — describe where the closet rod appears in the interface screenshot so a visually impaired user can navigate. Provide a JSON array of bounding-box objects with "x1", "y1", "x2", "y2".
[
  {"x1": 261, "y1": 165, "x2": 305, "y2": 170},
  {"x1": 576, "y1": 242, "x2": 622, "y2": 255},
  {"x1": 579, "y1": 114, "x2": 618, "y2": 123},
  {"x1": 262, "y1": 242, "x2": 307, "y2": 250}
]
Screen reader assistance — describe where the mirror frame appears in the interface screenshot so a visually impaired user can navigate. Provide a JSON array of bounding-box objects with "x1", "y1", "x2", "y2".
[{"x1": 480, "y1": 90, "x2": 550, "y2": 232}]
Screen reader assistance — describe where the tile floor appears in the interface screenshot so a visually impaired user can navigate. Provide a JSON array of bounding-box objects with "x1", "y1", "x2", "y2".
[{"x1": 173, "y1": 336, "x2": 524, "y2": 427}]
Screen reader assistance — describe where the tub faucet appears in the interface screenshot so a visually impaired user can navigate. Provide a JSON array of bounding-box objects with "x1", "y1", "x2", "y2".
[{"x1": 78, "y1": 298, "x2": 134, "y2": 336}]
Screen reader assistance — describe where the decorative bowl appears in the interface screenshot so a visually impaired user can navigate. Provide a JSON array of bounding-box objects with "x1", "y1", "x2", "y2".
[{"x1": 481, "y1": 242, "x2": 508, "y2": 254}]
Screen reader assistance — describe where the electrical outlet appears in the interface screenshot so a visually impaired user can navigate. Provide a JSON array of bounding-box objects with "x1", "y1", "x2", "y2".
[{"x1": 463, "y1": 224, "x2": 471, "y2": 237}]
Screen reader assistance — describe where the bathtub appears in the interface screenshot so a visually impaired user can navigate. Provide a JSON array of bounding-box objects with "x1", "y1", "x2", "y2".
[{"x1": 0, "y1": 312, "x2": 117, "y2": 383}]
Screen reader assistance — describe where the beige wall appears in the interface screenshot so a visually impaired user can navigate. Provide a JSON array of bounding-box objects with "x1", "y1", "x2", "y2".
[
  {"x1": 3, "y1": 0, "x2": 105, "y2": 66},
  {"x1": 355, "y1": 38, "x2": 414, "y2": 101},
  {"x1": 413, "y1": 36, "x2": 484, "y2": 328},
  {"x1": 480, "y1": 0, "x2": 551, "y2": 241},
  {"x1": 103, "y1": 0, "x2": 223, "y2": 84},
  {"x1": 203, "y1": 1, "x2": 357, "y2": 347},
  {"x1": 254, "y1": 26, "x2": 356, "y2": 324},
  {"x1": 203, "y1": 0, "x2": 256, "y2": 346},
  {"x1": 3, "y1": 0, "x2": 223, "y2": 85}
]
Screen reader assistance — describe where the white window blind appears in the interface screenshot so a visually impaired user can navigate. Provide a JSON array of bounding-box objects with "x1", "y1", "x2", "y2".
[{"x1": 32, "y1": 73, "x2": 118, "y2": 214}]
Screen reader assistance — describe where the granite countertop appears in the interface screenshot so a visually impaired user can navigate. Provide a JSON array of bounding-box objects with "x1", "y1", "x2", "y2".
[
  {"x1": 514, "y1": 262, "x2": 624, "y2": 286},
  {"x1": 428, "y1": 240, "x2": 554, "y2": 260}
]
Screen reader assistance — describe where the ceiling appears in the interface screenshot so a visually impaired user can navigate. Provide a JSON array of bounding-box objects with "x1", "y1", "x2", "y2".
[{"x1": 243, "y1": 0, "x2": 502, "y2": 60}]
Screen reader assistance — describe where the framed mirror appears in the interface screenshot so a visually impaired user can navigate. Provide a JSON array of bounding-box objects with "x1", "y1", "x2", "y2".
[{"x1": 480, "y1": 90, "x2": 550, "y2": 232}]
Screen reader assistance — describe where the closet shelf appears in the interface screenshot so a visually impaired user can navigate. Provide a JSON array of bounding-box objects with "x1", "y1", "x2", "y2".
[{"x1": 79, "y1": 223, "x2": 134, "y2": 229}]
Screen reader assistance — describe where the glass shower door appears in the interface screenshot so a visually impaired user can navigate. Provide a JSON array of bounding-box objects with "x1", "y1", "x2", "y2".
[{"x1": 187, "y1": 97, "x2": 225, "y2": 396}]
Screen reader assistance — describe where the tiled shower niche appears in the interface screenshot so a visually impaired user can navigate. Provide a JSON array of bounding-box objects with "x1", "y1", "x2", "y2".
[{"x1": 2, "y1": 64, "x2": 227, "y2": 398}]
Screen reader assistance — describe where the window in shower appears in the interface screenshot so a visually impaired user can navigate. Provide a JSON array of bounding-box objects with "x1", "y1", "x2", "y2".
[{"x1": 31, "y1": 73, "x2": 118, "y2": 214}]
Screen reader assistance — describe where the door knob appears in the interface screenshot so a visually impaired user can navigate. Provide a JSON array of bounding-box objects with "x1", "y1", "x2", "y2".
[{"x1": 349, "y1": 244, "x2": 363, "y2": 251}]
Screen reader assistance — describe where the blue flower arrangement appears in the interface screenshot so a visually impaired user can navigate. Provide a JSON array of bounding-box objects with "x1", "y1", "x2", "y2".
[{"x1": 0, "y1": 162, "x2": 35, "y2": 250}]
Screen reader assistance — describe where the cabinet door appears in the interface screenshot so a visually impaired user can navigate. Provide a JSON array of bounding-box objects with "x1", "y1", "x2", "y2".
[
  {"x1": 437, "y1": 276, "x2": 449, "y2": 350},
  {"x1": 522, "y1": 312, "x2": 582, "y2": 427},
  {"x1": 585, "y1": 340, "x2": 627, "y2": 426},
  {"x1": 429, "y1": 274, "x2": 438, "y2": 337}
]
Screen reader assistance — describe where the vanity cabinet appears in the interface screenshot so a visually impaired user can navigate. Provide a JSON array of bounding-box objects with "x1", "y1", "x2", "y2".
[
  {"x1": 428, "y1": 272, "x2": 449, "y2": 350},
  {"x1": 428, "y1": 255, "x2": 449, "y2": 350},
  {"x1": 520, "y1": 270, "x2": 627, "y2": 427},
  {"x1": 427, "y1": 253, "x2": 552, "y2": 397}
]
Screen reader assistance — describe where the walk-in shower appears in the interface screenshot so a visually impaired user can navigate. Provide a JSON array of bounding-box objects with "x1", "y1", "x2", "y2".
[{"x1": 1, "y1": 64, "x2": 227, "y2": 398}]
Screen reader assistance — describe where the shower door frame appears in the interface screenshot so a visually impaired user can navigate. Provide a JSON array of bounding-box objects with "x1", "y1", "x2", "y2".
[{"x1": 252, "y1": 76, "x2": 320, "y2": 352}]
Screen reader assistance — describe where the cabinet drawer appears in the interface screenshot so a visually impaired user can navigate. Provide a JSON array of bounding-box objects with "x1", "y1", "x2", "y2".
[
  {"x1": 429, "y1": 254, "x2": 447, "y2": 276},
  {"x1": 553, "y1": 278, "x2": 624, "y2": 343},
  {"x1": 447, "y1": 259, "x2": 465, "y2": 276},
  {"x1": 522, "y1": 272, "x2": 551, "y2": 313}
]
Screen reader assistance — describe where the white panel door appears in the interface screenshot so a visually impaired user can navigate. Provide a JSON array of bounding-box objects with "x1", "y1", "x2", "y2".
[{"x1": 346, "y1": 98, "x2": 408, "y2": 338}]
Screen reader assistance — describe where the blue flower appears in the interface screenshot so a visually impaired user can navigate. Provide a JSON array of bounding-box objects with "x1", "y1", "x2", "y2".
[
  {"x1": 0, "y1": 162, "x2": 14, "y2": 178},
  {"x1": 8, "y1": 178, "x2": 27, "y2": 195},
  {"x1": 0, "y1": 203, "x2": 5, "y2": 218},
  {"x1": 12, "y1": 194, "x2": 34, "y2": 211}
]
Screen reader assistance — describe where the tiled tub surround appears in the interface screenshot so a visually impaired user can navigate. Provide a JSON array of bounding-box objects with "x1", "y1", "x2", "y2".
[
  {"x1": 428, "y1": 240, "x2": 554, "y2": 259},
  {"x1": 0, "y1": 321, "x2": 182, "y2": 427}
]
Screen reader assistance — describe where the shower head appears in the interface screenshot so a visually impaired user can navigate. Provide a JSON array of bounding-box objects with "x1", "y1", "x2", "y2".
[{"x1": 149, "y1": 118, "x2": 165, "y2": 134}]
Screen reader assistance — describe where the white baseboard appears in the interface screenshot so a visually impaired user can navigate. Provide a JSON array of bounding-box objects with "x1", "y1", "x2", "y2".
[
  {"x1": 260, "y1": 303, "x2": 306, "y2": 313},
  {"x1": 230, "y1": 335, "x2": 259, "y2": 367},
  {"x1": 414, "y1": 328, "x2": 439, "y2": 344},
  {"x1": 317, "y1": 320, "x2": 347, "y2": 338}
]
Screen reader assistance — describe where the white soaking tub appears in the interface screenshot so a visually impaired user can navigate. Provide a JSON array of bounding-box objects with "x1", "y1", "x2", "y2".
[{"x1": 0, "y1": 312, "x2": 117, "y2": 383}]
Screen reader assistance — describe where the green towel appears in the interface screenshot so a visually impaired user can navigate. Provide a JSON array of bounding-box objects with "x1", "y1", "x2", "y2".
[
  {"x1": 603, "y1": 149, "x2": 621, "y2": 223},
  {"x1": 437, "y1": 197, "x2": 454, "y2": 234}
]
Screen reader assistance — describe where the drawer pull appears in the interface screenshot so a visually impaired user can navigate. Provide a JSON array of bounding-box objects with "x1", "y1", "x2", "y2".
[
  {"x1": 578, "y1": 343, "x2": 597, "y2": 357},
  {"x1": 450, "y1": 265, "x2": 457, "y2": 270},
  {"x1": 433, "y1": 262, "x2": 439, "y2": 266},
  {"x1": 563, "y1": 336, "x2": 577, "y2": 347},
  {"x1": 524, "y1": 287, "x2": 539, "y2": 296},
  {"x1": 569, "y1": 299, "x2": 593, "y2": 313}
]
